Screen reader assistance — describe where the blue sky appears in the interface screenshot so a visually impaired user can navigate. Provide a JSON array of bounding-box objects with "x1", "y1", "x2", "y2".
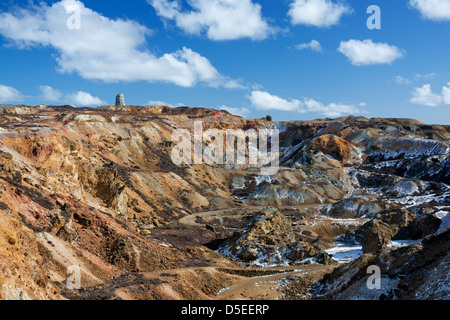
[{"x1": 0, "y1": 0, "x2": 450, "y2": 124}]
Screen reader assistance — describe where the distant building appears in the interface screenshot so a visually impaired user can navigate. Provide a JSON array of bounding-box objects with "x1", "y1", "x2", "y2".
[{"x1": 115, "y1": 94, "x2": 125, "y2": 107}]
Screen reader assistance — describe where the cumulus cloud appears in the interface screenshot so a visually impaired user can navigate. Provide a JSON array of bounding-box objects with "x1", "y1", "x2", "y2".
[
  {"x1": 0, "y1": 84, "x2": 23, "y2": 103},
  {"x1": 303, "y1": 98, "x2": 361, "y2": 117},
  {"x1": 219, "y1": 105, "x2": 251, "y2": 117},
  {"x1": 248, "y1": 90, "x2": 361, "y2": 117},
  {"x1": 67, "y1": 91, "x2": 105, "y2": 106},
  {"x1": 295, "y1": 40, "x2": 322, "y2": 52},
  {"x1": 0, "y1": 0, "x2": 238, "y2": 88},
  {"x1": 409, "y1": 0, "x2": 450, "y2": 21},
  {"x1": 248, "y1": 91, "x2": 303, "y2": 112},
  {"x1": 338, "y1": 39, "x2": 404, "y2": 66},
  {"x1": 39, "y1": 85, "x2": 64, "y2": 103},
  {"x1": 442, "y1": 83, "x2": 450, "y2": 104},
  {"x1": 39, "y1": 85, "x2": 105, "y2": 106},
  {"x1": 411, "y1": 84, "x2": 443, "y2": 106},
  {"x1": 288, "y1": 0, "x2": 352, "y2": 27},
  {"x1": 148, "y1": 0, "x2": 274, "y2": 40}
]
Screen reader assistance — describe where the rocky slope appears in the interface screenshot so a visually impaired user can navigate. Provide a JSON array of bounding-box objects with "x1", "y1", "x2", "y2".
[
  {"x1": 0, "y1": 104, "x2": 448, "y2": 300},
  {"x1": 218, "y1": 207, "x2": 332, "y2": 267}
]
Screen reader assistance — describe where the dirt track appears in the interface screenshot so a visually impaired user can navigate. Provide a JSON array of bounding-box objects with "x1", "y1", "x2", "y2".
[
  {"x1": 131, "y1": 263, "x2": 336, "y2": 300},
  {"x1": 178, "y1": 206, "x2": 266, "y2": 228},
  {"x1": 215, "y1": 264, "x2": 335, "y2": 300}
]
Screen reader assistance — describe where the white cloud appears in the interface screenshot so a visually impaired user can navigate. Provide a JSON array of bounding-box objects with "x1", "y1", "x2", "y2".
[
  {"x1": 248, "y1": 91, "x2": 303, "y2": 112},
  {"x1": 247, "y1": 90, "x2": 361, "y2": 117},
  {"x1": 148, "y1": 100, "x2": 173, "y2": 106},
  {"x1": 303, "y1": 98, "x2": 361, "y2": 117},
  {"x1": 219, "y1": 105, "x2": 250, "y2": 117},
  {"x1": 409, "y1": 0, "x2": 450, "y2": 21},
  {"x1": 338, "y1": 39, "x2": 404, "y2": 66},
  {"x1": 67, "y1": 91, "x2": 105, "y2": 106},
  {"x1": 39, "y1": 85, "x2": 104, "y2": 106},
  {"x1": 441, "y1": 83, "x2": 450, "y2": 104},
  {"x1": 0, "y1": 84, "x2": 23, "y2": 103},
  {"x1": 0, "y1": 0, "x2": 237, "y2": 88},
  {"x1": 395, "y1": 73, "x2": 438, "y2": 85},
  {"x1": 295, "y1": 40, "x2": 322, "y2": 52},
  {"x1": 288, "y1": 0, "x2": 352, "y2": 27},
  {"x1": 394, "y1": 76, "x2": 412, "y2": 85},
  {"x1": 411, "y1": 84, "x2": 443, "y2": 106},
  {"x1": 148, "y1": 0, "x2": 274, "y2": 40},
  {"x1": 147, "y1": 100, "x2": 186, "y2": 108},
  {"x1": 419, "y1": 72, "x2": 439, "y2": 80},
  {"x1": 39, "y1": 85, "x2": 64, "y2": 103}
]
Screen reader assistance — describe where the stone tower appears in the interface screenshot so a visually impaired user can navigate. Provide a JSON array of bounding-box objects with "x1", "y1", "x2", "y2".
[{"x1": 115, "y1": 94, "x2": 125, "y2": 107}]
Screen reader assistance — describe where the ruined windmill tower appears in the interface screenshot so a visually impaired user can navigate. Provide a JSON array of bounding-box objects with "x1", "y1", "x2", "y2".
[{"x1": 115, "y1": 94, "x2": 125, "y2": 107}]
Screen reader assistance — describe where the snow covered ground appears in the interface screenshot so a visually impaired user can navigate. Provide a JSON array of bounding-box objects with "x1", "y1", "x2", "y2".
[
  {"x1": 435, "y1": 211, "x2": 450, "y2": 234},
  {"x1": 325, "y1": 242, "x2": 363, "y2": 264},
  {"x1": 387, "y1": 239, "x2": 422, "y2": 249}
]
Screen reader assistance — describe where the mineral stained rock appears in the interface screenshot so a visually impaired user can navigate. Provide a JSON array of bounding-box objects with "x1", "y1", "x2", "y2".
[
  {"x1": 218, "y1": 207, "x2": 332, "y2": 266},
  {"x1": 0, "y1": 104, "x2": 448, "y2": 300}
]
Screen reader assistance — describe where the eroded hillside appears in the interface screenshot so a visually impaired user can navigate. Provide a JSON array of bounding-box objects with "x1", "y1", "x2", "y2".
[{"x1": 0, "y1": 104, "x2": 448, "y2": 300}]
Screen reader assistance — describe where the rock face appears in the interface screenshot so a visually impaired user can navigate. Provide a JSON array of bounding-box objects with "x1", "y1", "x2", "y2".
[
  {"x1": 301, "y1": 134, "x2": 362, "y2": 165},
  {"x1": 218, "y1": 208, "x2": 332, "y2": 266},
  {"x1": 353, "y1": 209, "x2": 443, "y2": 254},
  {"x1": 312, "y1": 229, "x2": 450, "y2": 300}
]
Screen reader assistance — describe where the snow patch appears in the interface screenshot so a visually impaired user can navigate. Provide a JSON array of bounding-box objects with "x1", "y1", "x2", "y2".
[
  {"x1": 435, "y1": 211, "x2": 450, "y2": 234},
  {"x1": 387, "y1": 239, "x2": 421, "y2": 249},
  {"x1": 325, "y1": 242, "x2": 363, "y2": 264}
]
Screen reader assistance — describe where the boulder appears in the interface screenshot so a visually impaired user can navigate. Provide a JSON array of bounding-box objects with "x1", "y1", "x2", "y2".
[
  {"x1": 386, "y1": 180, "x2": 419, "y2": 197},
  {"x1": 381, "y1": 209, "x2": 416, "y2": 239},
  {"x1": 355, "y1": 219, "x2": 395, "y2": 253},
  {"x1": 327, "y1": 198, "x2": 382, "y2": 219}
]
